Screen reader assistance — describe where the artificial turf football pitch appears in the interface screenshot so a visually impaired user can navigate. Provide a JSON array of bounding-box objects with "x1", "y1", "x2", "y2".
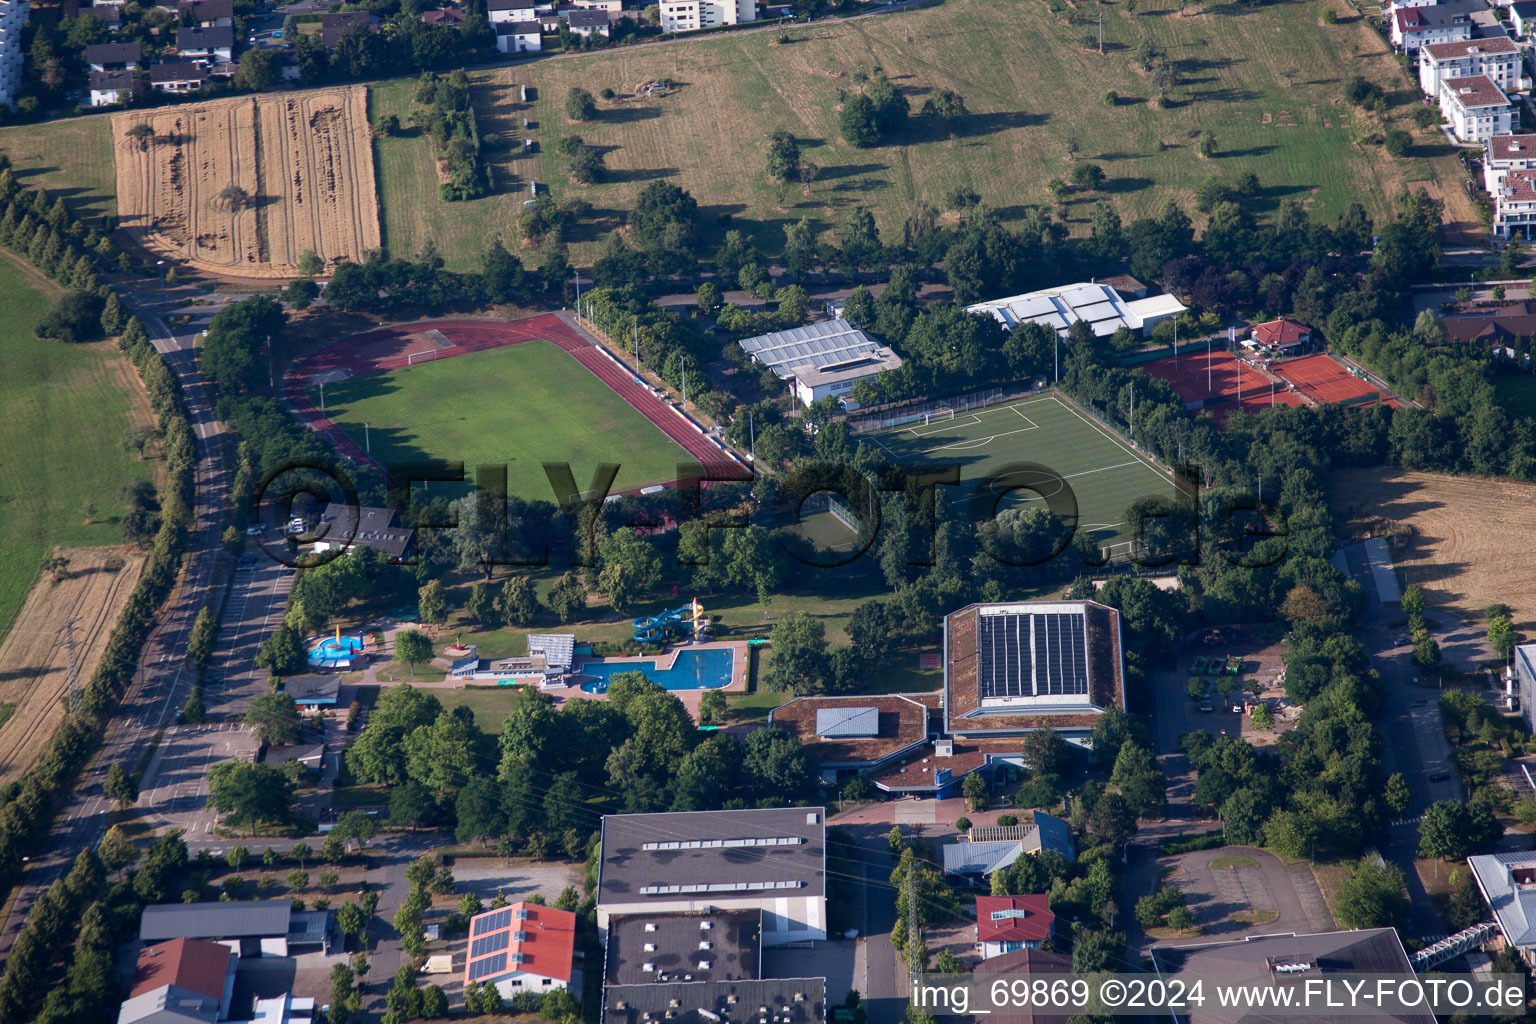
[
  {"x1": 865, "y1": 393, "x2": 1178, "y2": 558},
  {"x1": 312, "y1": 339, "x2": 694, "y2": 499}
]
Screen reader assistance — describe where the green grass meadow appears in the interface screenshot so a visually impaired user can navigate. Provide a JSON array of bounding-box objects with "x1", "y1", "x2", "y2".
[
  {"x1": 0, "y1": 257, "x2": 156, "y2": 640},
  {"x1": 313, "y1": 339, "x2": 693, "y2": 497},
  {"x1": 866, "y1": 392, "x2": 1177, "y2": 556},
  {"x1": 0, "y1": 116, "x2": 117, "y2": 222}
]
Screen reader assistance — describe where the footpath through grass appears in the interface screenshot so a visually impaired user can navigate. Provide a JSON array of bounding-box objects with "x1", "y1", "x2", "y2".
[
  {"x1": 0, "y1": 255, "x2": 156, "y2": 641},
  {"x1": 314, "y1": 338, "x2": 694, "y2": 497}
]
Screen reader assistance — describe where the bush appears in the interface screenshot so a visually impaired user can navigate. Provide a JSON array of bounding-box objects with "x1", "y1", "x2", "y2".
[
  {"x1": 565, "y1": 87, "x2": 597, "y2": 121},
  {"x1": 1157, "y1": 832, "x2": 1223, "y2": 855},
  {"x1": 1103, "y1": 90, "x2": 1118, "y2": 106},
  {"x1": 599, "y1": 87, "x2": 616, "y2": 100},
  {"x1": 36, "y1": 290, "x2": 106, "y2": 342},
  {"x1": 1383, "y1": 129, "x2": 1413, "y2": 157}
]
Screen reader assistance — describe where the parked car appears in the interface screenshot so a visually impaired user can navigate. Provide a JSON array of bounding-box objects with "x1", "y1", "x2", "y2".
[
  {"x1": 1199, "y1": 701, "x2": 1213, "y2": 713},
  {"x1": 1429, "y1": 770, "x2": 1451, "y2": 783}
]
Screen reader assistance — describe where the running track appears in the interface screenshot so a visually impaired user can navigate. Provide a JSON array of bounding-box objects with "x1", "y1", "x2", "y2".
[{"x1": 284, "y1": 312, "x2": 747, "y2": 485}]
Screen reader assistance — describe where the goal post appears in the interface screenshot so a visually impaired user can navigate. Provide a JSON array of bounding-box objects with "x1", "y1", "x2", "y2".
[
  {"x1": 407, "y1": 348, "x2": 439, "y2": 366},
  {"x1": 924, "y1": 408, "x2": 955, "y2": 426}
]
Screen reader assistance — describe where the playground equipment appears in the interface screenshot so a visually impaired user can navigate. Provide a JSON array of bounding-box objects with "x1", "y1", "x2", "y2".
[
  {"x1": 633, "y1": 597, "x2": 708, "y2": 644},
  {"x1": 308, "y1": 624, "x2": 365, "y2": 669}
]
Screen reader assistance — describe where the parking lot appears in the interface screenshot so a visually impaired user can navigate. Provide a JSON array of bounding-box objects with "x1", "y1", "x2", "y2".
[
  {"x1": 1150, "y1": 628, "x2": 1288, "y2": 757},
  {"x1": 137, "y1": 721, "x2": 261, "y2": 835}
]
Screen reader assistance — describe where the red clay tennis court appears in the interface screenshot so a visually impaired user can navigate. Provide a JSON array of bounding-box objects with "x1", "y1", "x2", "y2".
[
  {"x1": 1272, "y1": 354, "x2": 1396, "y2": 407},
  {"x1": 1139, "y1": 347, "x2": 1306, "y2": 422}
]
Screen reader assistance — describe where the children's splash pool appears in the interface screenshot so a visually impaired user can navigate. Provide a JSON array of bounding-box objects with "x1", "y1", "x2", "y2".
[
  {"x1": 578, "y1": 648, "x2": 733, "y2": 693},
  {"x1": 309, "y1": 635, "x2": 364, "y2": 669}
]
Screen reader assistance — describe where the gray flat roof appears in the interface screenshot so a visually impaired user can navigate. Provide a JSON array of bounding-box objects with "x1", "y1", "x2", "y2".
[
  {"x1": 605, "y1": 910, "x2": 761, "y2": 985},
  {"x1": 604, "y1": 978, "x2": 826, "y2": 1024},
  {"x1": 738, "y1": 320, "x2": 890, "y2": 377},
  {"x1": 141, "y1": 900, "x2": 292, "y2": 941},
  {"x1": 598, "y1": 808, "x2": 827, "y2": 905},
  {"x1": 815, "y1": 706, "x2": 879, "y2": 738}
]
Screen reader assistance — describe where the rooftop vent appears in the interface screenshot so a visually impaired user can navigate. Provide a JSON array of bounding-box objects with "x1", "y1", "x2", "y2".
[
  {"x1": 699, "y1": 941, "x2": 712, "y2": 950},
  {"x1": 643, "y1": 963, "x2": 656, "y2": 973},
  {"x1": 806, "y1": 811, "x2": 820, "y2": 825},
  {"x1": 645, "y1": 923, "x2": 658, "y2": 932},
  {"x1": 644, "y1": 943, "x2": 657, "y2": 952},
  {"x1": 700, "y1": 921, "x2": 713, "y2": 930},
  {"x1": 699, "y1": 961, "x2": 711, "y2": 969}
]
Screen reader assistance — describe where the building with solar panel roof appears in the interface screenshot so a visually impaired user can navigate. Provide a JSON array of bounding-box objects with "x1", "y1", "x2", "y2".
[
  {"x1": 736, "y1": 319, "x2": 902, "y2": 407},
  {"x1": 966, "y1": 282, "x2": 1184, "y2": 339},
  {"x1": 944, "y1": 600, "x2": 1125, "y2": 742},
  {"x1": 463, "y1": 902, "x2": 580, "y2": 1001}
]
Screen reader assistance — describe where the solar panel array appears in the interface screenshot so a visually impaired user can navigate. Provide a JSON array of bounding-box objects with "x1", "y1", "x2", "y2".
[
  {"x1": 738, "y1": 320, "x2": 886, "y2": 376},
  {"x1": 468, "y1": 952, "x2": 507, "y2": 981},
  {"x1": 977, "y1": 611, "x2": 1088, "y2": 700},
  {"x1": 471, "y1": 930, "x2": 510, "y2": 957},
  {"x1": 473, "y1": 908, "x2": 513, "y2": 936}
]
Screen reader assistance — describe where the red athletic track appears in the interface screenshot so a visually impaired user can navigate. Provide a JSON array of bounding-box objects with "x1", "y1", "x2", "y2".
[{"x1": 284, "y1": 312, "x2": 748, "y2": 486}]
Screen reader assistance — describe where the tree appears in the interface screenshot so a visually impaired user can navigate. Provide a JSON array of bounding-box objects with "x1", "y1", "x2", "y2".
[
  {"x1": 99, "y1": 824, "x2": 140, "y2": 871},
  {"x1": 465, "y1": 582, "x2": 496, "y2": 625},
  {"x1": 1088, "y1": 792, "x2": 1137, "y2": 849},
  {"x1": 962, "y1": 771, "x2": 989, "y2": 811},
  {"x1": 297, "y1": 249, "x2": 325, "y2": 277},
  {"x1": 920, "y1": 89, "x2": 967, "y2": 123},
  {"x1": 566, "y1": 87, "x2": 598, "y2": 121},
  {"x1": 570, "y1": 144, "x2": 607, "y2": 184},
  {"x1": 207, "y1": 762, "x2": 297, "y2": 833},
  {"x1": 418, "y1": 580, "x2": 448, "y2": 626},
  {"x1": 126, "y1": 122, "x2": 154, "y2": 151},
  {"x1": 36, "y1": 290, "x2": 104, "y2": 342},
  {"x1": 255, "y1": 626, "x2": 307, "y2": 676},
  {"x1": 104, "y1": 762, "x2": 138, "y2": 808},
  {"x1": 696, "y1": 280, "x2": 722, "y2": 312},
  {"x1": 390, "y1": 780, "x2": 438, "y2": 831},
  {"x1": 187, "y1": 606, "x2": 219, "y2": 672},
  {"x1": 1383, "y1": 773, "x2": 1413, "y2": 817},
  {"x1": 100, "y1": 291, "x2": 128, "y2": 336},
  {"x1": 333, "y1": 810, "x2": 379, "y2": 850},
  {"x1": 1166, "y1": 905, "x2": 1196, "y2": 934},
  {"x1": 394, "y1": 630, "x2": 433, "y2": 677},
  {"x1": 214, "y1": 185, "x2": 251, "y2": 213},
  {"x1": 234, "y1": 46, "x2": 282, "y2": 91},
  {"x1": 1110, "y1": 741, "x2": 1165, "y2": 817},
  {"x1": 1334, "y1": 860, "x2": 1409, "y2": 929},
  {"x1": 766, "y1": 128, "x2": 801, "y2": 180},
  {"x1": 282, "y1": 278, "x2": 319, "y2": 310},
  {"x1": 840, "y1": 93, "x2": 881, "y2": 148},
  {"x1": 548, "y1": 572, "x2": 587, "y2": 622},
  {"x1": 287, "y1": 869, "x2": 309, "y2": 891},
  {"x1": 1021, "y1": 728, "x2": 1070, "y2": 777},
  {"x1": 337, "y1": 902, "x2": 367, "y2": 940},
  {"x1": 245, "y1": 693, "x2": 302, "y2": 747},
  {"x1": 1487, "y1": 610, "x2": 1518, "y2": 659},
  {"x1": 699, "y1": 688, "x2": 728, "y2": 726},
  {"x1": 1070, "y1": 163, "x2": 1106, "y2": 191},
  {"x1": 1401, "y1": 584, "x2": 1425, "y2": 617},
  {"x1": 1383, "y1": 129, "x2": 1412, "y2": 158},
  {"x1": 765, "y1": 612, "x2": 829, "y2": 692},
  {"x1": 498, "y1": 575, "x2": 540, "y2": 626}
]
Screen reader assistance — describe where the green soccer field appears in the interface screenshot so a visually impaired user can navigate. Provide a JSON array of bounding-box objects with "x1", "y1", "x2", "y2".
[
  {"x1": 314, "y1": 340, "x2": 693, "y2": 499},
  {"x1": 865, "y1": 393, "x2": 1176, "y2": 558}
]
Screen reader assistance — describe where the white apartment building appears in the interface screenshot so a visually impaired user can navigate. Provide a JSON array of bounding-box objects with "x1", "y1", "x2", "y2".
[
  {"x1": 1492, "y1": 168, "x2": 1536, "y2": 238},
  {"x1": 487, "y1": 0, "x2": 547, "y2": 24},
  {"x1": 1439, "y1": 74, "x2": 1516, "y2": 142},
  {"x1": 1419, "y1": 36, "x2": 1521, "y2": 96},
  {"x1": 658, "y1": 0, "x2": 756, "y2": 34},
  {"x1": 1484, "y1": 133, "x2": 1536, "y2": 192},
  {"x1": 1391, "y1": 0, "x2": 1479, "y2": 52},
  {"x1": 0, "y1": 0, "x2": 28, "y2": 110}
]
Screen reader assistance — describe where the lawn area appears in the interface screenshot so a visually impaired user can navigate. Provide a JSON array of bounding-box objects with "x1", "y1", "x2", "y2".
[
  {"x1": 313, "y1": 339, "x2": 694, "y2": 497},
  {"x1": 0, "y1": 253, "x2": 157, "y2": 642},
  {"x1": 369, "y1": 0, "x2": 1473, "y2": 267},
  {"x1": 0, "y1": 116, "x2": 117, "y2": 222},
  {"x1": 867, "y1": 392, "x2": 1178, "y2": 558}
]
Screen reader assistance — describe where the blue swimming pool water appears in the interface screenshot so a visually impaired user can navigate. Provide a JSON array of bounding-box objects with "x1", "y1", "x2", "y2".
[
  {"x1": 579, "y1": 648, "x2": 732, "y2": 693},
  {"x1": 309, "y1": 635, "x2": 364, "y2": 668}
]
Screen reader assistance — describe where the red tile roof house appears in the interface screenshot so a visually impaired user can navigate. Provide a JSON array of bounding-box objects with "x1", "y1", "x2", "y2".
[
  {"x1": 1247, "y1": 317, "x2": 1312, "y2": 355},
  {"x1": 117, "y1": 937, "x2": 236, "y2": 1024},
  {"x1": 975, "y1": 895, "x2": 1054, "y2": 959},
  {"x1": 1483, "y1": 133, "x2": 1536, "y2": 195},
  {"x1": 464, "y1": 902, "x2": 580, "y2": 1001}
]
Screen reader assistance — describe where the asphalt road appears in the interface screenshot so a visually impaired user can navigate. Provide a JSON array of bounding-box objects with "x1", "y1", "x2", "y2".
[{"x1": 0, "y1": 289, "x2": 234, "y2": 956}]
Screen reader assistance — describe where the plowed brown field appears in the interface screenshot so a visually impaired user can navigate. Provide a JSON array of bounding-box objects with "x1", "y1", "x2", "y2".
[
  {"x1": 112, "y1": 88, "x2": 380, "y2": 278},
  {"x1": 0, "y1": 548, "x2": 146, "y2": 786}
]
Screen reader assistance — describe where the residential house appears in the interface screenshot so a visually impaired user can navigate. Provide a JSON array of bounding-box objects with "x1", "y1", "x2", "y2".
[
  {"x1": 1149, "y1": 928, "x2": 1435, "y2": 1024},
  {"x1": 0, "y1": 0, "x2": 29, "y2": 109},
  {"x1": 1513, "y1": 0, "x2": 1536, "y2": 36},
  {"x1": 464, "y1": 902, "x2": 580, "y2": 999},
  {"x1": 567, "y1": 8, "x2": 610, "y2": 35},
  {"x1": 421, "y1": 6, "x2": 466, "y2": 26},
  {"x1": 1484, "y1": 133, "x2": 1536, "y2": 192},
  {"x1": 139, "y1": 900, "x2": 331, "y2": 956},
  {"x1": 182, "y1": 0, "x2": 233, "y2": 28},
  {"x1": 495, "y1": 20, "x2": 542, "y2": 51},
  {"x1": 975, "y1": 895, "x2": 1054, "y2": 958},
  {"x1": 310, "y1": 504, "x2": 415, "y2": 562},
  {"x1": 942, "y1": 600, "x2": 1126, "y2": 743},
  {"x1": 595, "y1": 807, "x2": 827, "y2": 947},
  {"x1": 89, "y1": 69, "x2": 141, "y2": 106},
  {"x1": 88, "y1": 4, "x2": 124, "y2": 32},
  {"x1": 658, "y1": 0, "x2": 757, "y2": 34},
  {"x1": 84, "y1": 40, "x2": 140, "y2": 71},
  {"x1": 176, "y1": 25, "x2": 233, "y2": 65},
  {"x1": 570, "y1": 0, "x2": 621, "y2": 9},
  {"x1": 1419, "y1": 36, "x2": 1520, "y2": 96},
  {"x1": 148, "y1": 61, "x2": 209, "y2": 93},
  {"x1": 972, "y1": 948, "x2": 1075, "y2": 1024},
  {"x1": 1467, "y1": 851, "x2": 1536, "y2": 965},
  {"x1": 967, "y1": 281, "x2": 1185, "y2": 339},
  {"x1": 1390, "y1": 0, "x2": 1479, "y2": 52},
  {"x1": 118, "y1": 938, "x2": 236, "y2": 1024},
  {"x1": 320, "y1": 11, "x2": 380, "y2": 46},
  {"x1": 941, "y1": 812, "x2": 1078, "y2": 881},
  {"x1": 1441, "y1": 299, "x2": 1536, "y2": 344},
  {"x1": 1246, "y1": 317, "x2": 1313, "y2": 356},
  {"x1": 736, "y1": 319, "x2": 903, "y2": 407},
  {"x1": 487, "y1": 0, "x2": 541, "y2": 23},
  {"x1": 1492, "y1": 168, "x2": 1536, "y2": 237},
  {"x1": 1439, "y1": 74, "x2": 1515, "y2": 142}
]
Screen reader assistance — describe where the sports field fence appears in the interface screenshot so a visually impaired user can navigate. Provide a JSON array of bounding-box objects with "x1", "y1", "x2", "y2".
[{"x1": 847, "y1": 385, "x2": 1037, "y2": 433}]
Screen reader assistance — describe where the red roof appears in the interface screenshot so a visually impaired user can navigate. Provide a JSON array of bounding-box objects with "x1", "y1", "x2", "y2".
[
  {"x1": 1489, "y1": 134, "x2": 1536, "y2": 161},
  {"x1": 464, "y1": 902, "x2": 577, "y2": 984},
  {"x1": 1251, "y1": 317, "x2": 1311, "y2": 347},
  {"x1": 976, "y1": 896, "x2": 1054, "y2": 944},
  {"x1": 130, "y1": 938, "x2": 233, "y2": 1000}
]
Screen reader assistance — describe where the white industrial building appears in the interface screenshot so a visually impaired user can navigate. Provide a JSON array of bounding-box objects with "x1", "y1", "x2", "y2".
[
  {"x1": 0, "y1": 0, "x2": 28, "y2": 110},
  {"x1": 596, "y1": 807, "x2": 827, "y2": 947},
  {"x1": 966, "y1": 281, "x2": 1185, "y2": 339},
  {"x1": 737, "y1": 319, "x2": 902, "y2": 407}
]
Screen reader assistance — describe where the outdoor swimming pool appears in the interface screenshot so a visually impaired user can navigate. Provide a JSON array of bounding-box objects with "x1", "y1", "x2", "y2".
[
  {"x1": 578, "y1": 648, "x2": 733, "y2": 693},
  {"x1": 309, "y1": 635, "x2": 364, "y2": 669}
]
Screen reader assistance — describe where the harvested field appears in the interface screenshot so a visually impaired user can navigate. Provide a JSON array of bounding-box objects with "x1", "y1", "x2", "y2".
[
  {"x1": 0, "y1": 548, "x2": 147, "y2": 787},
  {"x1": 1329, "y1": 466, "x2": 1536, "y2": 630},
  {"x1": 112, "y1": 87, "x2": 381, "y2": 278}
]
